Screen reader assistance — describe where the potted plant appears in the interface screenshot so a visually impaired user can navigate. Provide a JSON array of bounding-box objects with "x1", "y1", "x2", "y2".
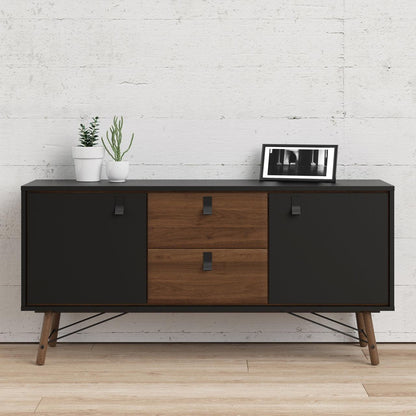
[
  {"x1": 72, "y1": 116, "x2": 104, "y2": 182},
  {"x1": 101, "y1": 116, "x2": 135, "y2": 182}
]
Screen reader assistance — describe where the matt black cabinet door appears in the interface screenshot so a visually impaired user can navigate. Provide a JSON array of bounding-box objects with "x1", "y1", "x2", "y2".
[
  {"x1": 269, "y1": 192, "x2": 390, "y2": 306},
  {"x1": 26, "y1": 192, "x2": 147, "y2": 305}
]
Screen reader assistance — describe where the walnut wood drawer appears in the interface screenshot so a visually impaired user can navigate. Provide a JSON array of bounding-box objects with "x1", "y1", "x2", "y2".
[
  {"x1": 148, "y1": 249, "x2": 268, "y2": 305},
  {"x1": 148, "y1": 192, "x2": 267, "y2": 248}
]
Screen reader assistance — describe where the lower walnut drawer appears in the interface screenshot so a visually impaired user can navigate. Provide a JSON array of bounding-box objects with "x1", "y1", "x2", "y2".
[{"x1": 148, "y1": 249, "x2": 268, "y2": 305}]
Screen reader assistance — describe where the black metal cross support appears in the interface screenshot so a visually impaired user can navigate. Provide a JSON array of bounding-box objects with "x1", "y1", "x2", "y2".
[
  {"x1": 48, "y1": 312, "x2": 128, "y2": 344},
  {"x1": 47, "y1": 311, "x2": 368, "y2": 345},
  {"x1": 288, "y1": 312, "x2": 368, "y2": 344}
]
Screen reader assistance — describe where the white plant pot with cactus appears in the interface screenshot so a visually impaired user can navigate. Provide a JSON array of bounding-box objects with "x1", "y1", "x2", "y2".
[
  {"x1": 106, "y1": 160, "x2": 130, "y2": 183},
  {"x1": 102, "y1": 116, "x2": 135, "y2": 183},
  {"x1": 73, "y1": 116, "x2": 104, "y2": 182}
]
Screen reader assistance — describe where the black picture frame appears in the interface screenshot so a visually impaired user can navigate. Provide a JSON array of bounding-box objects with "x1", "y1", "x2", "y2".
[{"x1": 259, "y1": 144, "x2": 338, "y2": 183}]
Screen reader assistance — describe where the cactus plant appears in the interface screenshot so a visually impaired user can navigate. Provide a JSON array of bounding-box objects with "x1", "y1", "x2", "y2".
[{"x1": 101, "y1": 116, "x2": 134, "y2": 161}]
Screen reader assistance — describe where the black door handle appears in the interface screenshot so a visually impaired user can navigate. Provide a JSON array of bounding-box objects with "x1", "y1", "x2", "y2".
[
  {"x1": 291, "y1": 197, "x2": 301, "y2": 216},
  {"x1": 114, "y1": 198, "x2": 124, "y2": 216},
  {"x1": 203, "y1": 196, "x2": 212, "y2": 215},
  {"x1": 203, "y1": 252, "x2": 212, "y2": 271}
]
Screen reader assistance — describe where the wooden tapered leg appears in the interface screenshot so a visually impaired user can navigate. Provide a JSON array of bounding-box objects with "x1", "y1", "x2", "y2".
[
  {"x1": 49, "y1": 312, "x2": 61, "y2": 347},
  {"x1": 362, "y1": 312, "x2": 379, "y2": 366},
  {"x1": 36, "y1": 312, "x2": 54, "y2": 365},
  {"x1": 355, "y1": 312, "x2": 367, "y2": 347}
]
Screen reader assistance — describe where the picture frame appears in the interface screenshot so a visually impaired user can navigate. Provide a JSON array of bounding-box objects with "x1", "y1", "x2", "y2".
[{"x1": 260, "y1": 144, "x2": 338, "y2": 183}]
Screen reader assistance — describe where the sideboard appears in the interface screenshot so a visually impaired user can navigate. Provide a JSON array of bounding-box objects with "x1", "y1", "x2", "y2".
[{"x1": 21, "y1": 179, "x2": 394, "y2": 365}]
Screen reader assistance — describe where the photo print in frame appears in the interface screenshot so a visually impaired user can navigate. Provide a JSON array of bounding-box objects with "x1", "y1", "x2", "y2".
[{"x1": 260, "y1": 144, "x2": 338, "y2": 182}]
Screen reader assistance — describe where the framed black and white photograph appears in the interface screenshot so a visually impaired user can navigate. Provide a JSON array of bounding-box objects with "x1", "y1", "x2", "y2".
[{"x1": 260, "y1": 144, "x2": 338, "y2": 182}]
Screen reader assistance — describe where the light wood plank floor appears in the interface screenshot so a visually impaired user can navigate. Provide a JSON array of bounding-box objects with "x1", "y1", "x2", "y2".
[{"x1": 1, "y1": 343, "x2": 416, "y2": 415}]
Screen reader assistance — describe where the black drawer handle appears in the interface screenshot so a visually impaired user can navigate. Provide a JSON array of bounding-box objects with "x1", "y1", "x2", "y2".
[
  {"x1": 114, "y1": 200, "x2": 124, "y2": 216},
  {"x1": 291, "y1": 197, "x2": 301, "y2": 216},
  {"x1": 203, "y1": 196, "x2": 212, "y2": 215},
  {"x1": 203, "y1": 252, "x2": 212, "y2": 271}
]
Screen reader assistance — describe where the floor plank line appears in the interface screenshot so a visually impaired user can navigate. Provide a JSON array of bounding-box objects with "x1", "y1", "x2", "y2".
[
  {"x1": 362, "y1": 383, "x2": 370, "y2": 397},
  {"x1": 34, "y1": 397, "x2": 42, "y2": 413}
]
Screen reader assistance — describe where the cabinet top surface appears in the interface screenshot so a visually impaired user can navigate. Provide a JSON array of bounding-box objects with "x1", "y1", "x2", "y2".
[{"x1": 22, "y1": 179, "x2": 393, "y2": 191}]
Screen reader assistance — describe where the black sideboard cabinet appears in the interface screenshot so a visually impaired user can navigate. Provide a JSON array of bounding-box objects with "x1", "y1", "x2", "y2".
[{"x1": 21, "y1": 179, "x2": 394, "y2": 365}]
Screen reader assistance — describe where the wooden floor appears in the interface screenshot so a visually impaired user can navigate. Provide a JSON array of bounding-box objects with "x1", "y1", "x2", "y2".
[{"x1": 1, "y1": 343, "x2": 416, "y2": 415}]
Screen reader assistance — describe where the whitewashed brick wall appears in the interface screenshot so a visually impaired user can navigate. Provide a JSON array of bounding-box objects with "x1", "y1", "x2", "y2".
[{"x1": 0, "y1": 0, "x2": 415, "y2": 342}]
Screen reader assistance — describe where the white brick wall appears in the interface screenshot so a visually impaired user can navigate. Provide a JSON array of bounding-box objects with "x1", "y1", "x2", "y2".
[{"x1": 0, "y1": 0, "x2": 415, "y2": 342}]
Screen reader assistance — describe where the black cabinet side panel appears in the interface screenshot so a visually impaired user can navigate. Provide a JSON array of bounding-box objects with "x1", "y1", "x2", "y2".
[
  {"x1": 269, "y1": 192, "x2": 390, "y2": 306},
  {"x1": 26, "y1": 192, "x2": 147, "y2": 305}
]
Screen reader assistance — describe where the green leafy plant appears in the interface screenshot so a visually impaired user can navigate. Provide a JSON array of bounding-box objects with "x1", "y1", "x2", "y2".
[
  {"x1": 101, "y1": 116, "x2": 134, "y2": 161},
  {"x1": 78, "y1": 116, "x2": 100, "y2": 147}
]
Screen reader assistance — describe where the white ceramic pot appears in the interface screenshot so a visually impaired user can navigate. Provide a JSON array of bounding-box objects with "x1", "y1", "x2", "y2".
[
  {"x1": 106, "y1": 160, "x2": 129, "y2": 182},
  {"x1": 72, "y1": 146, "x2": 104, "y2": 182}
]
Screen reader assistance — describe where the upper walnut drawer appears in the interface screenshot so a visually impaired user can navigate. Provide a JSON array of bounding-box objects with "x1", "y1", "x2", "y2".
[{"x1": 148, "y1": 192, "x2": 267, "y2": 248}]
